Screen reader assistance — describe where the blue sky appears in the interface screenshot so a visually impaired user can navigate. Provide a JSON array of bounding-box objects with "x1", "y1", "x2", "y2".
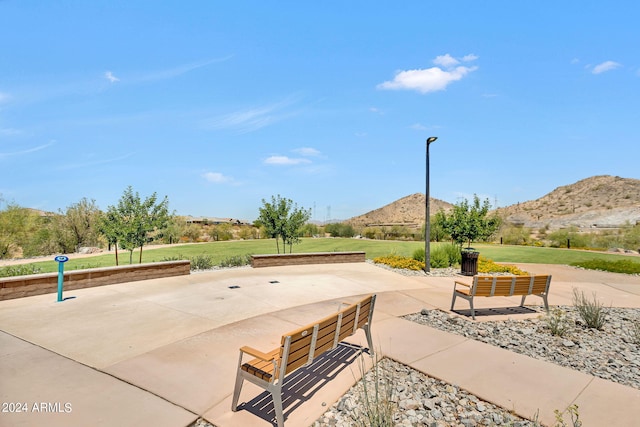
[{"x1": 1, "y1": 1, "x2": 638, "y2": 222}]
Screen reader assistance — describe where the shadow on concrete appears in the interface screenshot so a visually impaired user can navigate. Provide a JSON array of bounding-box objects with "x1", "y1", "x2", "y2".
[
  {"x1": 235, "y1": 343, "x2": 367, "y2": 426},
  {"x1": 452, "y1": 305, "x2": 541, "y2": 319}
]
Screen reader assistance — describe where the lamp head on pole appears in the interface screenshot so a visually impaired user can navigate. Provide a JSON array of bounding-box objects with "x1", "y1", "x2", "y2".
[{"x1": 426, "y1": 136, "x2": 438, "y2": 145}]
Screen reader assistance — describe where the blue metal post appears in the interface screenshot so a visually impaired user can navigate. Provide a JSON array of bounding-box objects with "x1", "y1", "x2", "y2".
[
  {"x1": 57, "y1": 261, "x2": 64, "y2": 302},
  {"x1": 54, "y1": 255, "x2": 69, "y2": 302}
]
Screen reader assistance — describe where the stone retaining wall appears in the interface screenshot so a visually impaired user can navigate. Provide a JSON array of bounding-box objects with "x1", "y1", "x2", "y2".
[
  {"x1": 251, "y1": 252, "x2": 365, "y2": 268},
  {"x1": 0, "y1": 260, "x2": 191, "y2": 301}
]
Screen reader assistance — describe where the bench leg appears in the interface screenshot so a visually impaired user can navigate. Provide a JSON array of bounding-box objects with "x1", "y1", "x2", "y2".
[
  {"x1": 520, "y1": 295, "x2": 527, "y2": 307},
  {"x1": 469, "y1": 298, "x2": 475, "y2": 320},
  {"x1": 271, "y1": 386, "x2": 284, "y2": 427},
  {"x1": 363, "y1": 324, "x2": 374, "y2": 357},
  {"x1": 542, "y1": 294, "x2": 549, "y2": 312},
  {"x1": 231, "y1": 371, "x2": 244, "y2": 411},
  {"x1": 450, "y1": 291, "x2": 457, "y2": 311}
]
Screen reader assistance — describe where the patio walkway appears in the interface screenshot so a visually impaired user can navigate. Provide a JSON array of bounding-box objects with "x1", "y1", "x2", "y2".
[{"x1": 1, "y1": 262, "x2": 639, "y2": 426}]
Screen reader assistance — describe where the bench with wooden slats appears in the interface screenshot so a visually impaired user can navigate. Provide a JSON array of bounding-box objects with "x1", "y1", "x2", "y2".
[
  {"x1": 231, "y1": 294, "x2": 376, "y2": 427},
  {"x1": 451, "y1": 275, "x2": 551, "y2": 319}
]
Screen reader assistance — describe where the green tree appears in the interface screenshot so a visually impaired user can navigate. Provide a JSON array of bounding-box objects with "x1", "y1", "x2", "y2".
[
  {"x1": 161, "y1": 216, "x2": 187, "y2": 244},
  {"x1": 325, "y1": 223, "x2": 355, "y2": 238},
  {"x1": 0, "y1": 199, "x2": 40, "y2": 259},
  {"x1": 183, "y1": 224, "x2": 202, "y2": 242},
  {"x1": 258, "y1": 195, "x2": 311, "y2": 253},
  {"x1": 424, "y1": 211, "x2": 450, "y2": 242},
  {"x1": 283, "y1": 206, "x2": 311, "y2": 252},
  {"x1": 438, "y1": 195, "x2": 501, "y2": 248},
  {"x1": 99, "y1": 206, "x2": 122, "y2": 265},
  {"x1": 101, "y1": 186, "x2": 171, "y2": 264},
  {"x1": 56, "y1": 198, "x2": 102, "y2": 252},
  {"x1": 209, "y1": 223, "x2": 233, "y2": 241}
]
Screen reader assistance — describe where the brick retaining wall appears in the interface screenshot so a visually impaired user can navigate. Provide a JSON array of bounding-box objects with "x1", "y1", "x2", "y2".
[
  {"x1": 251, "y1": 252, "x2": 365, "y2": 268},
  {"x1": 0, "y1": 260, "x2": 190, "y2": 301}
]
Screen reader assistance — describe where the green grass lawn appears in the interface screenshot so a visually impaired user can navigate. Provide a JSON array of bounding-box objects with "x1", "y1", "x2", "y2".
[{"x1": 5, "y1": 238, "x2": 640, "y2": 275}]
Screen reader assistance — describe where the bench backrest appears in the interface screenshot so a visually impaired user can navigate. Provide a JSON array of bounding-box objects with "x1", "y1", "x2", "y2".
[
  {"x1": 472, "y1": 275, "x2": 551, "y2": 297},
  {"x1": 278, "y1": 294, "x2": 375, "y2": 379}
]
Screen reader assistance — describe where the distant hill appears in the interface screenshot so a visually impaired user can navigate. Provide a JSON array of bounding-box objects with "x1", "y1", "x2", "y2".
[
  {"x1": 495, "y1": 175, "x2": 640, "y2": 229},
  {"x1": 344, "y1": 175, "x2": 640, "y2": 231},
  {"x1": 345, "y1": 193, "x2": 453, "y2": 229}
]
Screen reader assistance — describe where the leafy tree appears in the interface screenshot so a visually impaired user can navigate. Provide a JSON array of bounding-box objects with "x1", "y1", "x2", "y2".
[
  {"x1": 99, "y1": 206, "x2": 122, "y2": 265},
  {"x1": 209, "y1": 223, "x2": 233, "y2": 241},
  {"x1": 325, "y1": 223, "x2": 355, "y2": 238},
  {"x1": 183, "y1": 224, "x2": 202, "y2": 242},
  {"x1": 161, "y1": 216, "x2": 187, "y2": 244},
  {"x1": 258, "y1": 195, "x2": 311, "y2": 253},
  {"x1": 437, "y1": 195, "x2": 501, "y2": 248},
  {"x1": 0, "y1": 199, "x2": 40, "y2": 259},
  {"x1": 237, "y1": 225, "x2": 256, "y2": 240},
  {"x1": 499, "y1": 224, "x2": 532, "y2": 245},
  {"x1": 53, "y1": 198, "x2": 102, "y2": 252},
  {"x1": 283, "y1": 206, "x2": 311, "y2": 252},
  {"x1": 299, "y1": 223, "x2": 319, "y2": 237},
  {"x1": 101, "y1": 186, "x2": 171, "y2": 264},
  {"x1": 424, "y1": 211, "x2": 450, "y2": 242}
]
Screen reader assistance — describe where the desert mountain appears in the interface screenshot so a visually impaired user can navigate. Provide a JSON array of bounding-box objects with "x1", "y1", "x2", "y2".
[
  {"x1": 345, "y1": 176, "x2": 640, "y2": 230},
  {"x1": 346, "y1": 193, "x2": 453, "y2": 228},
  {"x1": 495, "y1": 175, "x2": 640, "y2": 229}
]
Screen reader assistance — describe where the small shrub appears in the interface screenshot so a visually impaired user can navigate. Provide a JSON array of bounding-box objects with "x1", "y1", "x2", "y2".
[
  {"x1": 441, "y1": 243, "x2": 462, "y2": 266},
  {"x1": 0, "y1": 264, "x2": 43, "y2": 278},
  {"x1": 572, "y1": 288, "x2": 608, "y2": 330},
  {"x1": 373, "y1": 254, "x2": 424, "y2": 271},
  {"x1": 429, "y1": 247, "x2": 449, "y2": 268},
  {"x1": 544, "y1": 308, "x2": 570, "y2": 337},
  {"x1": 218, "y1": 254, "x2": 252, "y2": 267},
  {"x1": 570, "y1": 258, "x2": 640, "y2": 275},
  {"x1": 554, "y1": 404, "x2": 582, "y2": 427},
  {"x1": 190, "y1": 254, "x2": 215, "y2": 270},
  {"x1": 350, "y1": 356, "x2": 396, "y2": 427},
  {"x1": 412, "y1": 248, "x2": 424, "y2": 263},
  {"x1": 477, "y1": 256, "x2": 527, "y2": 275},
  {"x1": 161, "y1": 254, "x2": 185, "y2": 262}
]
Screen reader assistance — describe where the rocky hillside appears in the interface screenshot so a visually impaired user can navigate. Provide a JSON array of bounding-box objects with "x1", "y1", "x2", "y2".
[
  {"x1": 346, "y1": 193, "x2": 453, "y2": 228},
  {"x1": 345, "y1": 176, "x2": 640, "y2": 230},
  {"x1": 495, "y1": 175, "x2": 640, "y2": 229}
]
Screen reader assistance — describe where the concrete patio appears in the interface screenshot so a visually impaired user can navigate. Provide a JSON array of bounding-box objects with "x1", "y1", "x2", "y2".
[{"x1": 1, "y1": 262, "x2": 639, "y2": 426}]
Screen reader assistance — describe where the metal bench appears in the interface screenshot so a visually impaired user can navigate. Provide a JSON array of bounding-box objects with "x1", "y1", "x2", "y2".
[
  {"x1": 451, "y1": 275, "x2": 551, "y2": 319},
  {"x1": 231, "y1": 294, "x2": 376, "y2": 427}
]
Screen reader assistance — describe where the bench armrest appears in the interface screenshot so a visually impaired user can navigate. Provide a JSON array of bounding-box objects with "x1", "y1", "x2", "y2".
[
  {"x1": 454, "y1": 280, "x2": 471, "y2": 288},
  {"x1": 239, "y1": 346, "x2": 275, "y2": 361}
]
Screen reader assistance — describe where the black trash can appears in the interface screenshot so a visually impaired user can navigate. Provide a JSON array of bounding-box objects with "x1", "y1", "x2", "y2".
[{"x1": 461, "y1": 249, "x2": 479, "y2": 276}]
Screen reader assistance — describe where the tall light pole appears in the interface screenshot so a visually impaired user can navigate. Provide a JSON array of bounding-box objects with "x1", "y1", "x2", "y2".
[{"x1": 425, "y1": 136, "x2": 438, "y2": 273}]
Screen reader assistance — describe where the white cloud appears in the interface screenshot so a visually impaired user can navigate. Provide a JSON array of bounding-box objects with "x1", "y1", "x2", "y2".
[
  {"x1": 138, "y1": 56, "x2": 233, "y2": 82},
  {"x1": 202, "y1": 172, "x2": 232, "y2": 183},
  {"x1": 378, "y1": 53, "x2": 479, "y2": 94},
  {"x1": 0, "y1": 141, "x2": 55, "y2": 160},
  {"x1": 264, "y1": 156, "x2": 311, "y2": 165},
  {"x1": 203, "y1": 97, "x2": 299, "y2": 134},
  {"x1": 433, "y1": 54, "x2": 459, "y2": 67},
  {"x1": 462, "y1": 54, "x2": 479, "y2": 62},
  {"x1": 592, "y1": 61, "x2": 621, "y2": 74},
  {"x1": 104, "y1": 71, "x2": 120, "y2": 83},
  {"x1": 293, "y1": 147, "x2": 321, "y2": 157},
  {"x1": 410, "y1": 123, "x2": 427, "y2": 131},
  {"x1": 57, "y1": 152, "x2": 134, "y2": 170}
]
